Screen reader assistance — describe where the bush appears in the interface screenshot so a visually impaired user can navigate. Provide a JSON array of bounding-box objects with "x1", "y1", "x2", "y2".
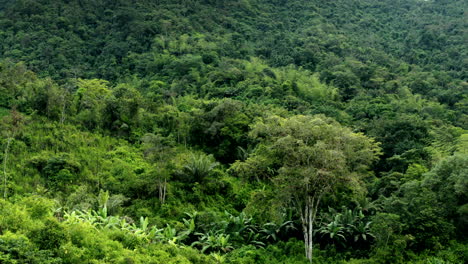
[{"x1": 0, "y1": 232, "x2": 60, "y2": 264}]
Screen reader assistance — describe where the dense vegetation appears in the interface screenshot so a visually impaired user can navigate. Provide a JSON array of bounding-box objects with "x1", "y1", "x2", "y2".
[{"x1": 0, "y1": 0, "x2": 467, "y2": 263}]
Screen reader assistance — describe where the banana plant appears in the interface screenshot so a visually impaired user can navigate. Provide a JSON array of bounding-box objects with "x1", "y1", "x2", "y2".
[
  {"x1": 350, "y1": 220, "x2": 374, "y2": 242},
  {"x1": 216, "y1": 234, "x2": 234, "y2": 253},
  {"x1": 242, "y1": 231, "x2": 265, "y2": 248},
  {"x1": 219, "y1": 211, "x2": 259, "y2": 245},
  {"x1": 149, "y1": 225, "x2": 164, "y2": 242},
  {"x1": 119, "y1": 218, "x2": 130, "y2": 230},
  {"x1": 210, "y1": 252, "x2": 226, "y2": 264},
  {"x1": 160, "y1": 224, "x2": 178, "y2": 244},
  {"x1": 260, "y1": 220, "x2": 296, "y2": 243},
  {"x1": 125, "y1": 217, "x2": 150, "y2": 240},
  {"x1": 103, "y1": 215, "x2": 120, "y2": 229},
  {"x1": 97, "y1": 190, "x2": 110, "y2": 218},
  {"x1": 317, "y1": 206, "x2": 374, "y2": 249},
  {"x1": 178, "y1": 217, "x2": 196, "y2": 242},
  {"x1": 63, "y1": 211, "x2": 80, "y2": 224},
  {"x1": 139, "y1": 216, "x2": 149, "y2": 232},
  {"x1": 318, "y1": 215, "x2": 347, "y2": 247},
  {"x1": 192, "y1": 232, "x2": 234, "y2": 253}
]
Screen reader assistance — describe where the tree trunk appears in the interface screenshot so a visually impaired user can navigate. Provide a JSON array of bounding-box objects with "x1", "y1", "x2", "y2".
[
  {"x1": 158, "y1": 176, "x2": 167, "y2": 204},
  {"x1": 308, "y1": 196, "x2": 313, "y2": 263},
  {"x1": 301, "y1": 207, "x2": 308, "y2": 259},
  {"x1": 162, "y1": 178, "x2": 167, "y2": 203},
  {"x1": 301, "y1": 196, "x2": 313, "y2": 262},
  {"x1": 300, "y1": 193, "x2": 323, "y2": 263},
  {"x1": 306, "y1": 197, "x2": 314, "y2": 263},
  {"x1": 158, "y1": 177, "x2": 163, "y2": 202}
]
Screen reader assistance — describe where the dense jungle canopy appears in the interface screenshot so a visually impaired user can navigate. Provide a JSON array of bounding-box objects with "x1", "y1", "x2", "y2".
[{"x1": 0, "y1": 0, "x2": 467, "y2": 263}]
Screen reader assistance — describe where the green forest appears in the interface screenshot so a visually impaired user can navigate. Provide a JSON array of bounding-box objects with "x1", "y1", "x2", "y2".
[{"x1": 0, "y1": 0, "x2": 467, "y2": 263}]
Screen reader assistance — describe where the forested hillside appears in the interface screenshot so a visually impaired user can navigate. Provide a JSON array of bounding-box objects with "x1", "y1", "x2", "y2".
[{"x1": 0, "y1": 0, "x2": 467, "y2": 263}]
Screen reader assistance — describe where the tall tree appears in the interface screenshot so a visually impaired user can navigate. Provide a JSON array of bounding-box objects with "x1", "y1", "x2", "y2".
[
  {"x1": 232, "y1": 115, "x2": 381, "y2": 262},
  {"x1": 141, "y1": 133, "x2": 175, "y2": 204}
]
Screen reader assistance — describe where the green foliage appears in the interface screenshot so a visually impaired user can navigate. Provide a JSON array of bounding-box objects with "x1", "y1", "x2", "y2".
[
  {"x1": 181, "y1": 153, "x2": 219, "y2": 184},
  {"x1": 0, "y1": 0, "x2": 466, "y2": 262},
  {"x1": 0, "y1": 232, "x2": 60, "y2": 264},
  {"x1": 30, "y1": 219, "x2": 69, "y2": 251},
  {"x1": 318, "y1": 207, "x2": 374, "y2": 251},
  {"x1": 422, "y1": 154, "x2": 468, "y2": 238}
]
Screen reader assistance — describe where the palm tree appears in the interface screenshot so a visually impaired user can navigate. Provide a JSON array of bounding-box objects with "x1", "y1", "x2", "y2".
[{"x1": 183, "y1": 153, "x2": 219, "y2": 183}]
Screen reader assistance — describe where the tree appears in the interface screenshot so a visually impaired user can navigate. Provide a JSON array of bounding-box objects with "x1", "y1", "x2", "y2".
[
  {"x1": 141, "y1": 133, "x2": 176, "y2": 204},
  {"x1": 367, "y1": 114, "x2": 430, "y2": 173},
  {"x1": 182, "y1": 153, "x2": 219, "y2": 184},
  {"x1": 232, "y1": 115, "x2": 380, "y2": 262},
  {"x1": 72, "y1": 79, "x2": 111, "y2": 130},
  {"x1": 422, "y1": 154, "x2": 468, "y2": 237},
  {"x1": 1, "y1": 108, "x2": 24, "y2": 198}
]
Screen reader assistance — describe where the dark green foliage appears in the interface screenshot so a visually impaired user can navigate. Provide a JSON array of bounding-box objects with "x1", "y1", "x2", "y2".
[
  {"x1": 30, "y1": 219, "x2": 69, "y2": 251},
  {"x1": 422, "y1": 155, "x2": 468, "y2": 239},
  {"x1": 317, "y1": 207, "x2": 374, "y2": 252},
  {"x1": 0, "y1": 233, "x2": 60, "y2": 264}
]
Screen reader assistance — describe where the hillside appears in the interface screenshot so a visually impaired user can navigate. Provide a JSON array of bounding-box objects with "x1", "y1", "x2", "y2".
[{"x1": 0, "y1": 0, "x2": 467, "y2": 263}]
